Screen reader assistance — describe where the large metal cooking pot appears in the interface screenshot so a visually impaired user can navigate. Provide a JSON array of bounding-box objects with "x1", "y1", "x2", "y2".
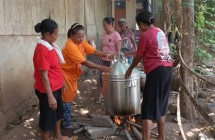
[
  {"x1": 102, "y1": 59, "x2": 141, "y2": 116},
  {"x1": 139, "y1": 71, "x2": 146, "y2": 92}
]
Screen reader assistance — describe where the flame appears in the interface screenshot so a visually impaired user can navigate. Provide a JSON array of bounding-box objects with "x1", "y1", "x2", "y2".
[
  {"x1": 129, "y1": 116, "x2": 136, "y2": 122},
  {"x1": 114, "y1": 116, "x2": 136, "y2": 125},
  {"x1": 114, "y1": 116, "x2": 122, "y2": 125}
]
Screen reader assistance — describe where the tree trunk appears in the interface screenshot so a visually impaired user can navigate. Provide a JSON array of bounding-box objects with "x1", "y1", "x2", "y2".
[
  {"x1": 162, "y1": 0, "x2": 171, "y2": 32},
  {"x1": 180, "y1": 0, "x2": 197, "y2": 120},
  {"x1": 174, "y1": 0, "x2": 182, "y2": 33}
]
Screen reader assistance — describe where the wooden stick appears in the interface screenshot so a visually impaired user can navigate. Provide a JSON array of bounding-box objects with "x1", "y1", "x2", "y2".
[
  {"x1": 177, "y1": 77, "x2": 215, "y2": 125},
  {"x1": 124, "y1": 124, "x2": 133, "y2": 140},
  {"x1": 73, "y1": 127, "x2": 84, "y2": 134},
  {"x1": 126, "y1": 120, "x2": 141, "y2": 129},
  {"x1": 131, "y1": 126, "x2": 142, "y2": 140},
  {"x1": 71, "y1": 117, "x2": 92, "y2": 122},
  {"x1": 177, "y1": 92, "x2": 187, "y2": 140},
  {"x1": 126, "y1": 120, "x2": 158, "y2": 136},
  {"x1": 73, "y1": 122, "x2": 92, "y2": 126}
]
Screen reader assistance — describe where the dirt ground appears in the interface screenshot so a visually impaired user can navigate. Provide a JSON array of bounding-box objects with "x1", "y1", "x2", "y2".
[{"x1": 0, "y1": 70, "x2": 214, "y2": 140}]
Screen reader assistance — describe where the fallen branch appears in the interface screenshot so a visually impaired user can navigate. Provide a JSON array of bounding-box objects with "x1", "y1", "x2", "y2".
[
  {"x1": 177, "y1": 77, "x2": 215, "y2": 125},
  {"x1": 177, "y1": 92, "x2": 187, "y2": 140}
]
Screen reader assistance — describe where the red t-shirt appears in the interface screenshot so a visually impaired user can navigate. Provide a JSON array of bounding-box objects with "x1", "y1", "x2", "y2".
[
  {"x1": 136, "y1": 27, "x2": 172, "y2": 74},
  {"x1": 33, "y1": 43, "x2": 64, "y2": 93}
]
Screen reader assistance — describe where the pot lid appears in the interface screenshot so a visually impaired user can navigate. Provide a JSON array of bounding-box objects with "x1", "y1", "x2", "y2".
[{"x1": 110, "y1": 60, "x2": 139, "y2": 76}]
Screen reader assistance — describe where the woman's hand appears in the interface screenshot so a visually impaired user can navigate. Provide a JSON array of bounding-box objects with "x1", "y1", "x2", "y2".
[
  {"x1": 124, "y1": 51, "x2": 129, "y2": 57},
  {"x1": 107, "y1": 54, "x2": 114, "y2": 60},
  {"x1": 62, "y1": 81, "x2": 66, "y2": 91},
  {"x1": 116, "y1": 52, "x2": 120, "y2": 60},
  {"x1": 125, "y1": 68, "x2": 132, "y2": 79},
  {"x1": 47, "y1": 94, "x2": 57, "y2": 111},
  {"x1": 40, "y1": 70, "x2": 57, "y2": 111},
  {"x1": 100, "y1": 65, "x2": 111, "y2": 73}
]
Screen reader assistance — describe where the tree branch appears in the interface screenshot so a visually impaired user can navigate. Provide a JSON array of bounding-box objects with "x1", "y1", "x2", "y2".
[{"x1": 177, "y1": 77, "x2": 215, "y2": 125}]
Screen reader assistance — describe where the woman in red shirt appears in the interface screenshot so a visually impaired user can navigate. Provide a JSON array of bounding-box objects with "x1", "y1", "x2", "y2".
[
  {"x1": 125, "y1": 11, "x2": 173, "y2": 140},
  {"x1": 33, "y1": 19, "x2": 68, "y2": 140}
]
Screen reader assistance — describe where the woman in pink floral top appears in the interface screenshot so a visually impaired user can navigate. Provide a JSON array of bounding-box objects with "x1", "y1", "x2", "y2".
[{"x1": 118, "y1": 18, "x2": 136, "y2": 64}]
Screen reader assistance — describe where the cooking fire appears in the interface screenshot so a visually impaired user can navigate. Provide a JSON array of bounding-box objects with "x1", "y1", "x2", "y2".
[{"x1": 111, "y1": 115, "x2": 158, "y2": 140}]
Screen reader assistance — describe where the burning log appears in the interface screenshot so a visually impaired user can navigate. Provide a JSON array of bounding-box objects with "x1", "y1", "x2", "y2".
[
  {"x1": 131, "y1": 126, "x2": 142, "y2": 140},
  {"x1": 126, "y1": 120, "x2": 158, "y2": 136},
  {"x1": 126, "y1": 120, "x2": 142, "y2": 129},
  {"x1": 123, "y1": 124, "x2": 133, "y2": 140}
]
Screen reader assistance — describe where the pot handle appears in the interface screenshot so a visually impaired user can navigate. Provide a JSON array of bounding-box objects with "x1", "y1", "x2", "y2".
[
  {"x1": 125, "y1": 80, "x2": 136, "y2": 88},
  {"x1": 111, "y1": 52, "x2": 127, "y2": 64}
]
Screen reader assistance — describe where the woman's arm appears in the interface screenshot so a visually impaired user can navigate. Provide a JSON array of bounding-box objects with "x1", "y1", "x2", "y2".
[
  {"x1": 92, "y1": 50, "x2": 114, "y2": 59},
  {"x1": 130, "y1": 34, "x2": 137, "y2": 51},
  {"x1": 81, "y1": 60, "x2": 111, "y2": 72},
  {"x1": 125, "y1": 55, "x2": 142, "y2": 79},
  {"x1": 124, "y1": 50, "x2": 136, "y2": 57},
  {"x1": 115, "y1": 40, "x2": 122, "y2": 58},
  {"x1": 40, "y1": 70, "x2": 57, "y2": 110}
]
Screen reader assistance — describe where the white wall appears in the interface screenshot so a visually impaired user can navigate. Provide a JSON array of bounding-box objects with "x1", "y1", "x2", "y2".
[{"x1": 0, "y1": 0, "x2": 110, "y2": 132}]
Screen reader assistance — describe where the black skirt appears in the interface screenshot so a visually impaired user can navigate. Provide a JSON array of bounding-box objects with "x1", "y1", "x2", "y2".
[{"x1": 141, "y1": 66, "x2": 173, "y2": 121}]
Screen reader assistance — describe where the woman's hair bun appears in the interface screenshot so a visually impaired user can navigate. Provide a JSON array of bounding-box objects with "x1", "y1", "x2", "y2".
[
  {"x1": 111, "y1": 17, "x2": 115, "y2": 22},
  {"x1": 34, "y1": 23, "x2": 42, "y2": 33}
]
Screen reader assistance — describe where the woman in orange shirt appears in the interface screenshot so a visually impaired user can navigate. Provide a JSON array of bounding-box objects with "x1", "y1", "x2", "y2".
[{"x1": 61, "y1": 23, "x2": 113, "y2": 128}]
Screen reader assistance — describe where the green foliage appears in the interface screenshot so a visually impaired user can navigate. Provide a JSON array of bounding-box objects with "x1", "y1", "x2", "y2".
[
  {"x1": 169, "y1": 43, "x2": 177, "y2": 59},
  {"x1": 193, "y1": 0, "x2": 215, "y2": 64},
  {"x1": 194, "y1": 47, "x2": 212, "y2": 64},
  {"x1": 194, "y1": 0, "x2": 215, "y2": 46},
  {"x1": 197, "y1": 11, "x2": 205, "y2": 28}
]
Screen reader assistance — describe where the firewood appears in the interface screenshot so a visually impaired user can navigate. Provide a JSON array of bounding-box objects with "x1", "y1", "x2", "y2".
[
  {"x1": 92, "y1": 114, "x2": 114, "y2": 127},
  {"x1": 126, "y1": 120, "x2": 158, "y2": 136},
  {"x1": 126, "y1": 120, "x2": 142, "y2": 129},
  {"x1": 73, "y1": 127, "x2": 84, "y2": 134},
  {"x1": 71, "y1": 117, "x2": 92, "y2": 122},
  {"x1": 84, "y1": 126, "x2": 118, "y2": 139},
  {"x1": 73, "y1": 122, "x2": 92, "y2": 126},
  {"x1": 124, "y1": 125, "x2": 133, "y2": 140},
  {"x1": 131, "y1": 126, "x2": 142, "y2": 140}
]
